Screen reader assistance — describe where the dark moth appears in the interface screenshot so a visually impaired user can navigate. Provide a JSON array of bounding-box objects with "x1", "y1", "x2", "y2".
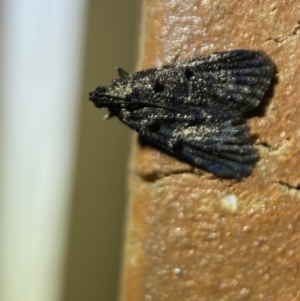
[{"x1": 89, "y1": 50, "x2": 274, "y2": 179}]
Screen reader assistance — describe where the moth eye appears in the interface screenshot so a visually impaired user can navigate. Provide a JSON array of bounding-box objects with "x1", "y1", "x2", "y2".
[
  {"x1": 153, "y1": 79, "x2": 165, "y2": 93},
  {"x1": 95, "y1": 86, "x2": 108, "y2": 93},
  {"x1": 184, "y1": 68, "x2": 194, "y2": 79}
]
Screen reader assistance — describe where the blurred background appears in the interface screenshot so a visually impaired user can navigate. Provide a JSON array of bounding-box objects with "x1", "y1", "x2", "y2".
[{"x1": 0, "y1": 1, "x2": 139, "y2": 301}]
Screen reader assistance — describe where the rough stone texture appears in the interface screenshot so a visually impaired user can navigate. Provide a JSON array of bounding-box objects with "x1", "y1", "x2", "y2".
[{"x1": 120, "y1": 1, "x2": 300, "y2": 300}]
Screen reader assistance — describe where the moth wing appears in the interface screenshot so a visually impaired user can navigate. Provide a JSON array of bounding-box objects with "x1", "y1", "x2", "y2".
[
  {"x1": 125, "y1": 108, "x2": 256, "y2": 179},
  {"x1": 174, "y1": 49, "x2": 274, "y2": 112},
  {"x1": 106, "y1": 50, "x2": 274, "y2": 179}
]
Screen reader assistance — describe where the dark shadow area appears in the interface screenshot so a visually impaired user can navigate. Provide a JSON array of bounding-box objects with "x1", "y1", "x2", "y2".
[{"x1": 61, "y1": 1, "x2": 139, "y2": 301}]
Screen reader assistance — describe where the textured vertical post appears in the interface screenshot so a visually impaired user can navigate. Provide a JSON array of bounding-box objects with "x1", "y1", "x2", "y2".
[{"x1": 120, "y1": 1, "x2": 300, "y2": 300}]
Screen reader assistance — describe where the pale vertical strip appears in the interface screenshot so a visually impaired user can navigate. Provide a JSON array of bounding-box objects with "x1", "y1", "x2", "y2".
[{"x1": 0, "y1": 1, "x2": 87, "y2": 301}]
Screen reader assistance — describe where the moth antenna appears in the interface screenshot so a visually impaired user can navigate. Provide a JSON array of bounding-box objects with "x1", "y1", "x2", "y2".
[
  {"x1": 116, "y1": 67, "x2": 129, "y2": 78},
  {"x1": 101, "y1": 93, "x2": 184, "y2": 113}
]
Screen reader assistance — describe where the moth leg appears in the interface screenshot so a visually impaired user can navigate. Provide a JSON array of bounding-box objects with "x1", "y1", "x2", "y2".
[
  {"x1": 116, "y1": 67, "x2": 129, "y2": 78},
  {"x1": 193, "y1": 47, "x2": 200, "y2": 57},
  {"x1": 103, "y1": 111, "x2": 115, "y2": 119},
  {"x1": 170, "y1": 51, "x2": 181, "y2": 63}
]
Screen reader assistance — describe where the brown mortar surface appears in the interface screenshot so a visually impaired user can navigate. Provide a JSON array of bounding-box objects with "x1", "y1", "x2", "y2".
[{"x1": 120, "y1": 1, "x2": 300, "y2": 300}]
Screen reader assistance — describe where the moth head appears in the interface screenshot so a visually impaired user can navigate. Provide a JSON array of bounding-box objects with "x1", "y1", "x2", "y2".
[
  {"x1": 89, "y1": 86, "x2": 109, "y2": 108},
  {"x1": 89, "y1": 83, "x2": 129, "y2": 110}
]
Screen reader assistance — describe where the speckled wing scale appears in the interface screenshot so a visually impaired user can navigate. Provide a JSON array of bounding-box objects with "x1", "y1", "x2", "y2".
[{"x1": 89, "y1": 50, "x2": 274, "y2": 179}]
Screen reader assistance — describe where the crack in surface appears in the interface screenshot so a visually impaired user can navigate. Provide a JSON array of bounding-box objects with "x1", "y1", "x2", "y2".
[
  {"x1": 256, "y1": 139, "x2": 290, "y2": 153},
  {"x1": 137, "y1": 168, "x2": 200, "y2": 183},
  {"x1": 256, "y1": 142, "x2": 273, "y2": 151},
  {"x1": 136, "y1": 169, "x2": 300, "y2": 198},
  {"x1": 264, "y1": 21, "x2": 300, "y2": 44},
  {"x1": 277, "y1": 181, "x2": 300, "y2": 193}
]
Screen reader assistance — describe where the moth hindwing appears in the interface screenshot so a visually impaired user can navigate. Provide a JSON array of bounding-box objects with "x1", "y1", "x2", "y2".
[{"x1": 89, "y1": 49, "x2": 274, "y2": 179}]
